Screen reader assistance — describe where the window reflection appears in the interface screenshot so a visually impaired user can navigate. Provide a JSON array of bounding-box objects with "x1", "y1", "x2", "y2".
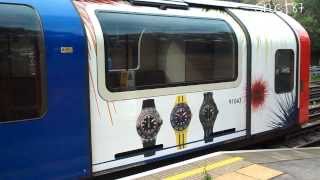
[
  {"x1": 275, "y1": 49, "x2": 294, "y2": 93},
  {"x1": 97, "y1": 12, "x2": 237, "y2": 92},
  {"x1": 0, "y1": 4, "x2": 45, "y2": 122}
]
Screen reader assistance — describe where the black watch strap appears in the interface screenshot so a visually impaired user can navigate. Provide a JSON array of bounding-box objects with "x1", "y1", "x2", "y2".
[
  {"x1": 204, "y1": 92, "x2": 213, "y2": 101},
  {"x1": 204, "y1": 128, "x2": 214, "y2": 143},
  {"x1": 142, "y1": 138, "x2": 156, "y2": 157},
  {"x1": 142, "y1": 99, "x2": 155, "y2": 109}
]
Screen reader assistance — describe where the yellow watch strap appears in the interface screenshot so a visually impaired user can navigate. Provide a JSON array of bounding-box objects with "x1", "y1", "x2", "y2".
[
  {"x1": 174, "y1": 95, "x2": 188, "y2": 149},
  {"x1": 175, "y1": 95, "x2": 187, "y2": 104},
  {"x1": 175, "y1": 129, "x2": 187, "y2": 149}
]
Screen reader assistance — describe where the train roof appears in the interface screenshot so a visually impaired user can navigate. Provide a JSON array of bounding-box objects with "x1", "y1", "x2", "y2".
[
  {"x1": 185, "y1": 0, "x2": 272, "y2": 11},
  {"x1": 76, "y1": 0, "x2": 273, "y2": 12}
]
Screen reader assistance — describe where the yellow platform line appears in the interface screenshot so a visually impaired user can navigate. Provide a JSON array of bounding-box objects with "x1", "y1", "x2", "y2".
[{"x1": 164, "y1": 157, "x2": 243, "y2": 180}]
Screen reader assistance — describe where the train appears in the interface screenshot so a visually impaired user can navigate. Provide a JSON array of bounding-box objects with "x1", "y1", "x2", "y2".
[{"x1": 0, "y1": 0, "x2": 311, "y2": 179}]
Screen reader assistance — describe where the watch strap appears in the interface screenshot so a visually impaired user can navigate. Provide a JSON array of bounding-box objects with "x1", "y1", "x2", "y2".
[
  {"x1": 175, "y1": 129, "x2": 187, "y2": 149},
  {"x1": 142, "y1": 138, "x2": 156, "y2": 157},
  {"x1": 204, "y1": 92, "x2": 213, "y2": 102},
  {"x1": 142, "y1": 99, "x2": 155, "y2": 109},
  {"x1": 204, "y1": 128, "x2": 214, "y2": 143},
  {"x1": 175, "y1": 95, "x2": 187, "y2": 105}
]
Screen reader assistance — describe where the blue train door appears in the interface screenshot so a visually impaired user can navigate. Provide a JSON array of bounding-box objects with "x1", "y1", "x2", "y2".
[{"x1": 0, "y1": 1, "x2": 91, "y2": 179}]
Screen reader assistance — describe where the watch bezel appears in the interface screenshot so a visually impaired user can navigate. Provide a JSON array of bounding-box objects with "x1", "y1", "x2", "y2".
[
  {"x1": 137, "y1": 108, "x2": 162, "y2": 139},
  {"x1": 170, "y1": 103, "x2": 192, "y2": 131}
]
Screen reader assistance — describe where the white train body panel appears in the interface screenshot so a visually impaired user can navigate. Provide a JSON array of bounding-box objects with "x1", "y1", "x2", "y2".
[
  {"x1": 230, "y1": 9, "x2": 297, "y2": 134},
  {"x1": 73, "y1": 0, "x2": 302, "y2": 173}
]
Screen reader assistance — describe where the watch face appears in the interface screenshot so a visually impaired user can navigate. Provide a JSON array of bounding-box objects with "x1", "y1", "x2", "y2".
[
  {"x1": 170, "y1": 104, "x2": 192, "y2": 131},
  {"x1": 199, "y1": 96, "x2": 218, "y2": 129},
  {"x1": 202, "y1": 104, "x2": 215, "y2": 119},
  {"x1": 137, "y1": 109, "x2": 162, "y2": 139}
]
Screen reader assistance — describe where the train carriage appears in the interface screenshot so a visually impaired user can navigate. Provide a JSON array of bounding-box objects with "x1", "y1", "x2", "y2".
[{"x1": 0, "y1": 0, "x2": 310, "y2": 179}]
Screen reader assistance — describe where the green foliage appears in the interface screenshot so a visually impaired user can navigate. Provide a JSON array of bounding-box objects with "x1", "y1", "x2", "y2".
[
  {"x1": 311, "y1": 74, "x2": 320, "y2": 81},
  {"x1": 223, "y1": 0, "x2": 320, "y2": 63},
  {"x1": 240, "y1": 0, "x2": 257, "y2": 4},
  {"x1": 203, "y1": 168, "x2": 213, "y2": 180},
  {"x1": 220, "y1": 0, "x2": 257, "y2": 4},
  {"x1": 292, "y1": 0, "x2": 320, "y2": 53}
]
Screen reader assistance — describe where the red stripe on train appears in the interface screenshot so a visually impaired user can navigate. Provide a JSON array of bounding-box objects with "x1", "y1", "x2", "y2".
[
  {"x1": 298, "y1": 29, "x2": 311, "y2": 124},
  {"x1": 286, "y1": 16, "x2": 312, "y2": 124},
  {"x1": 276, "y1": 13, "x2": 311, "y2": 125}
]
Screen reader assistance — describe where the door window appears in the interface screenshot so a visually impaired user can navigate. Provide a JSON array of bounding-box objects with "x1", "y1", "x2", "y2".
[
  {"x1": 275, "y1": 49, "x2": 294, "y2": 93},
  {"x1": 0, "y1": 4, "x2": 46, "y2": 122}
]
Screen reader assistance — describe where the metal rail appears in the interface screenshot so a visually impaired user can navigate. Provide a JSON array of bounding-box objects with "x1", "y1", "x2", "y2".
[
  {"x1": 255, "y1": 122, "x2": 320, "y2": 149},
  {"x1": 291, "y1": 81, "x2": 320, "y2": 147},
  {"x1": 255, "y1": 81, "x2": 320, "y2": 149},
  {"x1": 285, "y1": 125, "x2": 320, "y2": 148},
  {"x1": 310, "y1": 81, "x2": 320, "y2": 121}
]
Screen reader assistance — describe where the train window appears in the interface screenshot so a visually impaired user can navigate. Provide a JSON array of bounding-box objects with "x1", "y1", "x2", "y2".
[
  {"x1": 0, "y1": 4, "x2": 46, "y2": 122},
  {"x1": 96, "y1": 12, "x2": 237, "y2": 92},
  {"x1": 275, "y1": 49, "x2": 294, "y2": 93}
]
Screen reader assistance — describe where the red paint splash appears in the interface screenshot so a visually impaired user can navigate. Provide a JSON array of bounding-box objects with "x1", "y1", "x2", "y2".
[{"x1": 251, "y1": 79, "x2": 267, "y2": 111}]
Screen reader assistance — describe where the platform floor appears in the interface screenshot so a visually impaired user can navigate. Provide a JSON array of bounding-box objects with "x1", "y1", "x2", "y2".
[{"x1": 122, "y1": 147, "x2": 320, "y2": 180}]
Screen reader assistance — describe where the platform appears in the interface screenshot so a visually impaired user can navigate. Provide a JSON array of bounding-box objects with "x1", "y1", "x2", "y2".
[{"x1": 121, "y1": 147, "x2": 320, "y2": 180}]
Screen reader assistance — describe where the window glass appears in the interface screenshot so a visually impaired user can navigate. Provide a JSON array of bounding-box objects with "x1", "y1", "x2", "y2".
[
  {"x1": 275, "y1": 49, "x2": 294, "y2": 93},
  {"x1": 96, "y1": 12, "x2": 237, "y2": 92},
  {"x1": 0, "y1": 4, "x2": 46, "y2": 122}
]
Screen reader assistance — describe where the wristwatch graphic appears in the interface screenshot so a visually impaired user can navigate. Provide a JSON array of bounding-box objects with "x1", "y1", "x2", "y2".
[
  {"x1": 199, "y1": 92, "x2": 219, "y2": 143},
  {"x1": 170, "y1": 95, "x2": 192, "y2": 149},
  {"x1": 136, "y1": 99, "x2": 163, "y2": 157}
]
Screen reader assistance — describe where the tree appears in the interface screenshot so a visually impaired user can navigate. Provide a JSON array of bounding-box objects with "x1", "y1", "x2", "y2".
[
  {"x1": 219, "y1": 0, "x2": 257, "y2": 4},
  {"x1": 240, "y1": 0, "x2": 257, "y2": 4},
  {"x1": 222, "y1": 0, "x2": 320, "y2": 64},
  {"x1": 292, "y1": 0, "x2": 320, "y2": 64}
]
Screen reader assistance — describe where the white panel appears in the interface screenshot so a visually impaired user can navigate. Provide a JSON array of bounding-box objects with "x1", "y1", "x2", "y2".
[
  {"x1": 230, "y1": 9, "x2": 297, "y2": 134},
  {"x1": 74, "y1": 2, "x2": 248, "y2": 172}
]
